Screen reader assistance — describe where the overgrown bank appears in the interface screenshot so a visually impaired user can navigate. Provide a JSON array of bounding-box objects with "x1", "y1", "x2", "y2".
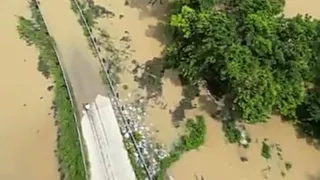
[{"x1": 17, "y1": 1, "x2": 86, "y2": 179}]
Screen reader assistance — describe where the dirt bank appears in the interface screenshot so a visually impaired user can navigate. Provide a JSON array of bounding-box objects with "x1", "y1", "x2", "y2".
[{"x1": 0, "y1": 1, "x2": 59, "y2": 180}]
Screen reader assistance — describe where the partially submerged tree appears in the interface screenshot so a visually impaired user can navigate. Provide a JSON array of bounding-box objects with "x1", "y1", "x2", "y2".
[{"x1": 165, "y1": 0, "x2": 320, "y2": 130}]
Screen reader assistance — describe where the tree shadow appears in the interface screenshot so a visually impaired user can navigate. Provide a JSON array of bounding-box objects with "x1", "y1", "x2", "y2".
[
  {"x1": 197, "y1": 95, "x2": 218, "y2": 118},
  {"x1": 127, "y1": 0, "x2": 170, "y2": 20},
  {"x1": 294, "y1": 125, "x2": 320, "y2": 150},
  {"x1": 126, "y1": 0, "x2": 171, "y2": 58},
  {"x1": 135, "y1": 57, "x2": 165, "y2": 99},
  {"x1": 145, "y1": 22, "x2": 169, "y2": 46},
  {"x1": 205, "y1": 75, "x2": 228, "y2": 100},
  {"x1": 171, "y1": 98, "x2": 195, "y2": 127},
  {"x1": 294, "y1": 102, "x2": 320, "y2": 151},
  {"x1": 162, "y1": 69, "x2": 182, "y2": 87},
  {"x1": 127, "y1": 0, "x2": 172, "y2": 47},
  {"x1": 170, "y1": 77, "x2": 200, "y2": 125}
]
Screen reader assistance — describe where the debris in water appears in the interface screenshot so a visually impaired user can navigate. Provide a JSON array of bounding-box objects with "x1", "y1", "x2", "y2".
[
  {"x1": 84, "y1": 103, "x2": 91, "y2": 110},
  {"x1": 47, "y1": 85, "x2": 54, "y2": 91},
  {"x1": 124, "y1": 0, "x2": 129, "y2": 6}
]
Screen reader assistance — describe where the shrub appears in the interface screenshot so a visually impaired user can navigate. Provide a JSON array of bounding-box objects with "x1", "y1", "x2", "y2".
[
  {"x1": 156, "y1": 116, "x2": 206, "y2": 180},
  {"x1": 261, "y1": 140, "x2": 271, "y2": 159},
  {"x1": 222, "y1": 121, "x2": 241, "y2": 144}
]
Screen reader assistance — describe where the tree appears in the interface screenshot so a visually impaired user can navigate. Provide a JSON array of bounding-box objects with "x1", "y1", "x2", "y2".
[{"x1": 165, "y1": 0, "x2": 320, "y2": 125}]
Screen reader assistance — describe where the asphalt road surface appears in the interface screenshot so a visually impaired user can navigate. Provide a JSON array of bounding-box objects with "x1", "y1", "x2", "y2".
[{"x1": 38, "y1": 0, "x2": 107, "y2": 113}]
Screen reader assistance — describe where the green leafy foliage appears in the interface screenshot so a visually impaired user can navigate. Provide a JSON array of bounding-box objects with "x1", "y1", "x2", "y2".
[
  {"x1": 222, "y1": 121, "x2": 241, "y2": 143},
  {"x1": 125, "y1": 140, "x2": 146, "y2": 180},
  {"x1": 165, "y1": 0, "x2": 320, "y2": 127},
  {"x1": 17, "y1": 1, "x2": 86, "y2": 179},
  {"x1": 180, "y1": 116, "x2": 206, "y2": 150},
  {"x1": 70, "y1": 0, "x2": 95, "y2": 37},
  {"x1": 156, "y1": 116, "x2": 206, "y2": 180},
  {"x1": 261, "y1": 140, "x2": 271, "y2": 159}
]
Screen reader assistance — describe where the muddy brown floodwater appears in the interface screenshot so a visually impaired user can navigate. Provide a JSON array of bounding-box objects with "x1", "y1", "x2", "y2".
[
  {"x1": 0, "y1": 1, "x2": 59, "y2": 180},
  {"x1": 92, "y1": 0, "x2": 320, "y2": 179}
]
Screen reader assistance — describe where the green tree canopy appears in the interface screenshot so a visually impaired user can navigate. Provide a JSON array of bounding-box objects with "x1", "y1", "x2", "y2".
[{"x1": 165, "y1": 0, "x2": 320, "y2": 125}]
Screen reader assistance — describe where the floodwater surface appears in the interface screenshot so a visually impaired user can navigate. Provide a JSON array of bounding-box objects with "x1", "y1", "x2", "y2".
[
  {"x1": 93, "y1": 0, "x2": 182, "y2": 146},
  {"x1": 92, "y1": 0, "x2": 320, "y2": 179},
  {"x1": 0, "y1": 1, "x2": 59, "y2": 180},
  {"x1": 38, "y1": 0, "x2": 107, "y2": 112}
]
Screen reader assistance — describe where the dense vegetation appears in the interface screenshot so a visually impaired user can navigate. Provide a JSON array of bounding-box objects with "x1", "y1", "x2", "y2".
[
  {"x1": 156, "y1": 116, "x2": 206, "y2": 180},
  {"x1": 17, "y1": 1, "x2": 86, "y2": 179},
  {"x1": 165, "y1": 0, "x2": 320, "y2": 141}
]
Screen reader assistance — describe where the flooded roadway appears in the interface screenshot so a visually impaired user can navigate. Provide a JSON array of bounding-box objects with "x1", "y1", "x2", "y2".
[{"x1": 38, "y1": 0, "x2": 107, "y2": 112}]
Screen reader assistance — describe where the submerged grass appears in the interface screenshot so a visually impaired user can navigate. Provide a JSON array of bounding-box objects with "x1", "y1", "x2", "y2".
[
  {"x1": 70, "y1": 0, "x2": 107, "y2": 37},
  {"x1": 17, "y1": 1, "x2": 86, "y2": 179}
]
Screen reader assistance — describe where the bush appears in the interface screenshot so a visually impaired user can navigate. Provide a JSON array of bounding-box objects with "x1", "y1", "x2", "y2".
[
  {"x1": 261, "y1": 140, "x2": 271, "y2": 159},
  {"x1": 180, "y1": 116, "x2": 206, "y2": 150},
  {"x1": 17, "y1": 1, "x2": 86, "y2": 179},
  {"x1": 156, "y1": 116, "x2": 206, "y2": 180},
  {"x1": 70, "y1": 0, "x2": 95, "y2": 37},
  {"x1": 37, "y1": 58, "x2": 50, "y2": 78},
  {"x1": 222, "y1": 121, "x2": 241, "y2": 144}
]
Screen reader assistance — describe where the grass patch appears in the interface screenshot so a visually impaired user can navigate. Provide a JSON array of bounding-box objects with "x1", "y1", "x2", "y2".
[
  {"x1": 17, "y1": 1, "x2": 86, "y2": 179},
  {"x1": 124, "y1": 138, "x2": 147, "y2": 180},
  {"x1": 100, "y1": 69, "x2": 109, "y2": 84},
  {"x1": 70, "y1": 0, "x2": 109, "y2": 37},
  {"x1": 70, "y1": 0, "x2": 95, "y2": 37},
  {"x1": 156, "y1": 116, "x2": 206, "y2": 180}
]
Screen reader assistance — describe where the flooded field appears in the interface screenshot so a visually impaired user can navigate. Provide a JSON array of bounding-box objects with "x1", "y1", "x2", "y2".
[
  {"x1": 0, "y1": 1, "x2": 59, "y2": 180},
  {"x1": 91, "y1": 0, "x2": 320, "y2": 179}
]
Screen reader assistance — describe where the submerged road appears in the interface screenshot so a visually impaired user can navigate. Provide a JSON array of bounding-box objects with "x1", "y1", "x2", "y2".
[
  {"x1": 38, "y1": 0, "x2": 106, "y2": 112},
  {"x1": 36, "y1": 1, "x2": 138, "y2": 180}
]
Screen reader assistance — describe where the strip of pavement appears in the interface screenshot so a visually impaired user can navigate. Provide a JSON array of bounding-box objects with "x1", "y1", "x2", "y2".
[{"x1": 37, "y1": 0, "x2": 107, "y2": 112}]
